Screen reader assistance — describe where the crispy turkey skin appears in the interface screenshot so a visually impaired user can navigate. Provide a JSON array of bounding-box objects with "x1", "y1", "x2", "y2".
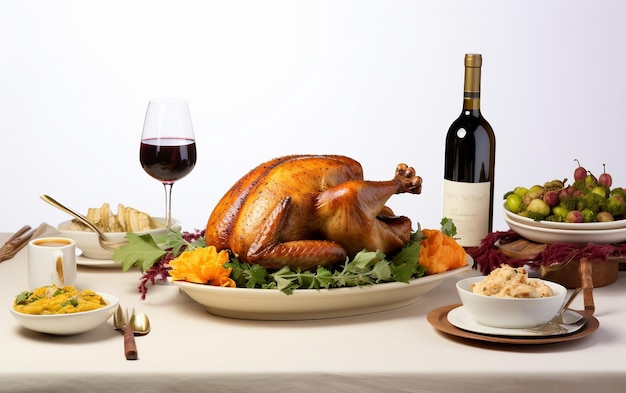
[{"x1": 205, "y1": 155, "x2": 422, "y2": 270}]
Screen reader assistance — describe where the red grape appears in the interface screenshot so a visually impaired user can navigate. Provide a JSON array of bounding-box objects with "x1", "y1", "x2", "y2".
[
  {"x1": 565, "y1": 210, "x2": 583, "y2": 223},
  {"x1": 543, "y1": 190, "x2": 559, "y2": 207},
  {"x1": 573, "y1": 159, "x2": 587, "y2": 181},
  {"x1": 557, "y1": 186, "x2": 572, "y2": 199},
  {"x1": 598, "y1": 163, "x2": 613, "y2": 187}
]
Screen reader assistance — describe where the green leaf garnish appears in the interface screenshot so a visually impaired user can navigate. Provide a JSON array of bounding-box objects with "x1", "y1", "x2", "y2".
[
  {"x1": 112, "y1": 232, "x2": 167, "y2": 272},
  {"x1": 154, "y1": 230, "x2": 204, "y2": 255},
  {"x1": 62, "y1": 297, "x2": 79, "y2": 307},
  {"x1": 14, "y1": 291, "x2": 32, "y2": 305},
  {"x1": 440, "y1": 217, "x2": 457, "y2": 238},
  {"x1": 116, "y1": 219, "x2": 459, "y2": 296}
]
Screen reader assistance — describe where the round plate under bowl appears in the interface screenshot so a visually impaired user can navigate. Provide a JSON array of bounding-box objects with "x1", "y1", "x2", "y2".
[{"x1": 427, "y1": 304, "x2": 599, "y2": 345}]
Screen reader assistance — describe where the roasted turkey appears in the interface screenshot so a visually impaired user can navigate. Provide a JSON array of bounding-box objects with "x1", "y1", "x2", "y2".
[{"x1": 205, "y1": 155, "x2": 423, "y2": 270}]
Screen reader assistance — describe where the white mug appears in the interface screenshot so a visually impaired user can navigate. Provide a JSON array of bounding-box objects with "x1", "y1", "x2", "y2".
[{"x1": 28, "y1": 237, "x2": 77, "y2": 290}]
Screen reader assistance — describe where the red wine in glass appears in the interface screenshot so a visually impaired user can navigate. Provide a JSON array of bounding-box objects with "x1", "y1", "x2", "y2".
[
  {"x1": 140, "y1": 138, "x2": 197, "y2": 184},
  {"x1": 140, "y1": 99, "x2": 196, "y2": 230}
]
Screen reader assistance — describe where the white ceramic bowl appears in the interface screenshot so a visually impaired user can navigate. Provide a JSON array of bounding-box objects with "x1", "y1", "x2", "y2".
[
  {"x1": 456, "y1": 276, "x2": 566, "y2": 329},
  {"x1": 57, "y1": 217, "x2": 180, "y2": 259},
  {"x1": 503, "y1": 214, "x2": 626, "y2": 245},
  {"x1": 9, "y1": 293, "x2": 119, "y2": 335},
  {"x1": 502, "y1": 202, "x2": 626, "y2": 230}
]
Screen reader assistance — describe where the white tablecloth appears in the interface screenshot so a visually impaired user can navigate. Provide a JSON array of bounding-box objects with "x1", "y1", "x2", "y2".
[{"x1": 1, "y1": 232, "x2": 625, "y2": 393}]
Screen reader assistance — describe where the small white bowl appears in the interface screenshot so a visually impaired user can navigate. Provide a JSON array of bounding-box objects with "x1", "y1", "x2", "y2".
[
  {"x1": 57, "y1": 217, "x2": 180, "y2": 259},
  {"x1": 456, "y1": 276, "x2": 566, "y2": 329},
  {"x1": 9, "y1": 293, "x2": 119, "y2": 335}
]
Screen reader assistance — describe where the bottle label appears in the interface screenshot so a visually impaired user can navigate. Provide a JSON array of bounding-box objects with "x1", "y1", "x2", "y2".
[{"x1": 442, "y1": 179, "x2": 491, "y2": 247}]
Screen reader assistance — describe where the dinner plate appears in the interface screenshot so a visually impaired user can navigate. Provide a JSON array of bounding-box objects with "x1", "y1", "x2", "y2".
[
  {"x1": 174, "y1": 256, "x2": 474, "y2": 320},
  {"x1": 504, "y1": 215, "x2": 626, "y2": 245},
  {"x1": 427, "y1": 304, "x2": 599, "y2": 345},
  {"x1": 447, "y1": 305, "x2": 586, "y2": 337},
  {"x1": 503, "y1": 204, "x2": 626, "y2": 230}
]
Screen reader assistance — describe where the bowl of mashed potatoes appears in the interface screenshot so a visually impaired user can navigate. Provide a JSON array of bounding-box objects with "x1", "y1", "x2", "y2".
[
  {"x1": 9, "y1": 285, "x2": 119, "y2": 335},
  {"x1": 456, "y1": 265, "x2": 566, "y2": 328}
]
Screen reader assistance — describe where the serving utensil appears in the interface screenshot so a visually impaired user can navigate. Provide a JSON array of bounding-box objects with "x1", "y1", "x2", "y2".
[
  {"x1": 0, "y1": 223, "x2": 48, "y2": 262},
  {"x1": 113, "y1": 306, "x2": 138, "y2": 360},
  {"x1": 553, "y1": 287, "x2": 583, "y2": 324},
  {"x1": 40, "y1": 194, "x2": 129, "y2": 251},
  {"x1": 0, "y1": 225, "x2": 31, "y2": 262},
  {"x1": 525, "y1": 287, "x2": 584, "y2": 335},
  {"x1": 496, "y1": 238, "x2": 597, "y2": 315}
]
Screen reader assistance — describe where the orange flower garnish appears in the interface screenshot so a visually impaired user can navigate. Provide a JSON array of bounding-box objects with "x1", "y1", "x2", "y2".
[
  {"x1": 419, "y1": 229, "x2": 467, "y2": 274},
  {"x1": 168, "y1": 246, "x2": 236, "y2": 287}
]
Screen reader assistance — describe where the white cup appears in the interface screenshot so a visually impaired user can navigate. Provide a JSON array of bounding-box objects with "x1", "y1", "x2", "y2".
[{"x1": 28, "y1": 237, "x2": 77, "y2": 290}]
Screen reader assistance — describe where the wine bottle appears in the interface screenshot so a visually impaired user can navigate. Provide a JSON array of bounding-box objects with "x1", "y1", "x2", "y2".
[{"x1": 443, "y1": 53, "x2": 496, "y2": 248}]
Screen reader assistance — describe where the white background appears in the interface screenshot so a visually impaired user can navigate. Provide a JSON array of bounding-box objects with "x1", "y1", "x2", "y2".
[{"x1": 1, "y1": 0, "x2": 624, "y2": 234}]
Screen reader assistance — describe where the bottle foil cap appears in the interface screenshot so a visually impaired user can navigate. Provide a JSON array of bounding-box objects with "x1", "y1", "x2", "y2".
[{"x1": 464, "y1": 53, "x2": 482, "y2": 67}]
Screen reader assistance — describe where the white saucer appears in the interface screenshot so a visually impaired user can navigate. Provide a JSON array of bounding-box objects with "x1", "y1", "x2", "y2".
[
  {"x1": 447, "y1": 306, "x2": 586, "y2": 337},
  {"x1": 76, "y1": 253, "x2": 119, "y2": 268}
]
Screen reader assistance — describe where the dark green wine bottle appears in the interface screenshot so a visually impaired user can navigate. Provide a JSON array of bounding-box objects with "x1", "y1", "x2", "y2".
[{"x1": 443, "y1": 53, "x2": 496, "y2": 247}]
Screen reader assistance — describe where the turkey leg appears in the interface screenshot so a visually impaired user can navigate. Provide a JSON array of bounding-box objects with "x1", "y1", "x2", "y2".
[{"x1": 247, "y1": 196, "x2": 348, "y2": 270}]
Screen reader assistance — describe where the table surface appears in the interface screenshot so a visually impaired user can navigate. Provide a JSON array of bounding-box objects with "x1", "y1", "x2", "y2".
[{"x1": 1, "y1": 232, "x2": 625, "y2": 393}]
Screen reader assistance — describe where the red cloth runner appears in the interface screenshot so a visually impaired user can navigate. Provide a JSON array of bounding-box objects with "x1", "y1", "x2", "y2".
[{"x1": 466, "y1": 230, "x2": 626, "y2": 275}]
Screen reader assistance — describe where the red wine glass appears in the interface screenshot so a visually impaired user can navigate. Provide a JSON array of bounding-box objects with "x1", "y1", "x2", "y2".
[{"x1": 140, "y1": 99, "x2": 197, "y2": 229}]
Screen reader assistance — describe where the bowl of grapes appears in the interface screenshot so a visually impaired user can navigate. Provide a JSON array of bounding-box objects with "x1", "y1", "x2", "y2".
[{"x1": 502, "y1": 160, "x2": 626, "y2": 244}]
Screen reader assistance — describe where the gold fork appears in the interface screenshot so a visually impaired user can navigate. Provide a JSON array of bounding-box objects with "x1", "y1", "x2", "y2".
[
  {"x1": 113, "y1": 306, "x2": 138, "y2": 360},
  {"x1": 525, "y1": 288, "x2": 584, "y2": 335}
]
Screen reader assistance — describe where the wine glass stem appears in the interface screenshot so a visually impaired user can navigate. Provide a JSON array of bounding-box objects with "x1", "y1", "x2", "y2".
[{"x1": 163, "y1": 183, "x2": 174, "y2": 229}]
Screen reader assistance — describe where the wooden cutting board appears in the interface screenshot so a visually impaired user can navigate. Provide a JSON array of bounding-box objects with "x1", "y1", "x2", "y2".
[{"x1": 495, "y1": 238, "x2": 547, "y2": 260}]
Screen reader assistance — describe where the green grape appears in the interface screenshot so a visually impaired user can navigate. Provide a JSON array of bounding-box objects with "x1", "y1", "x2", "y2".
[
  {"x1": 607, "y1": 194, "x2": 626, "y2": 216},
  {"x1": 591, "y1": 186, "x2": 607, "y2": 198},
  {"x1": 581, "y1": 208, "x2": 595, "y2": 223},
  {"x1": 505, "y1": 194, "x2": 523, "y2": 213},
  {"x1": 513, "y1": 186, "x2": 528, "y2": 199},
  {"x1": 552, "y1": 205, "x2": 569, "y2": 219},
  {"x1": 526, "y1": 198, "x2": 550, "y2": 220},
  {"x1": 596, "y1": 211, "x2": 614, "y2": 222},
  {"x1": 526, "y1": 185, "x2": 545, "y2": 199}
]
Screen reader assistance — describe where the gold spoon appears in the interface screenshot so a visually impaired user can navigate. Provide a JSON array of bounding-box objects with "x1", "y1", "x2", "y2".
[
  {"x1": 130, "y1": 311, "x2": 151, "y2": 336},
  {"x1": 114, "y1": 308, "x2": 151, "y2": 336},
  {"x1": 40, "y1": 194, "x2": 129, "y2": 250}
]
